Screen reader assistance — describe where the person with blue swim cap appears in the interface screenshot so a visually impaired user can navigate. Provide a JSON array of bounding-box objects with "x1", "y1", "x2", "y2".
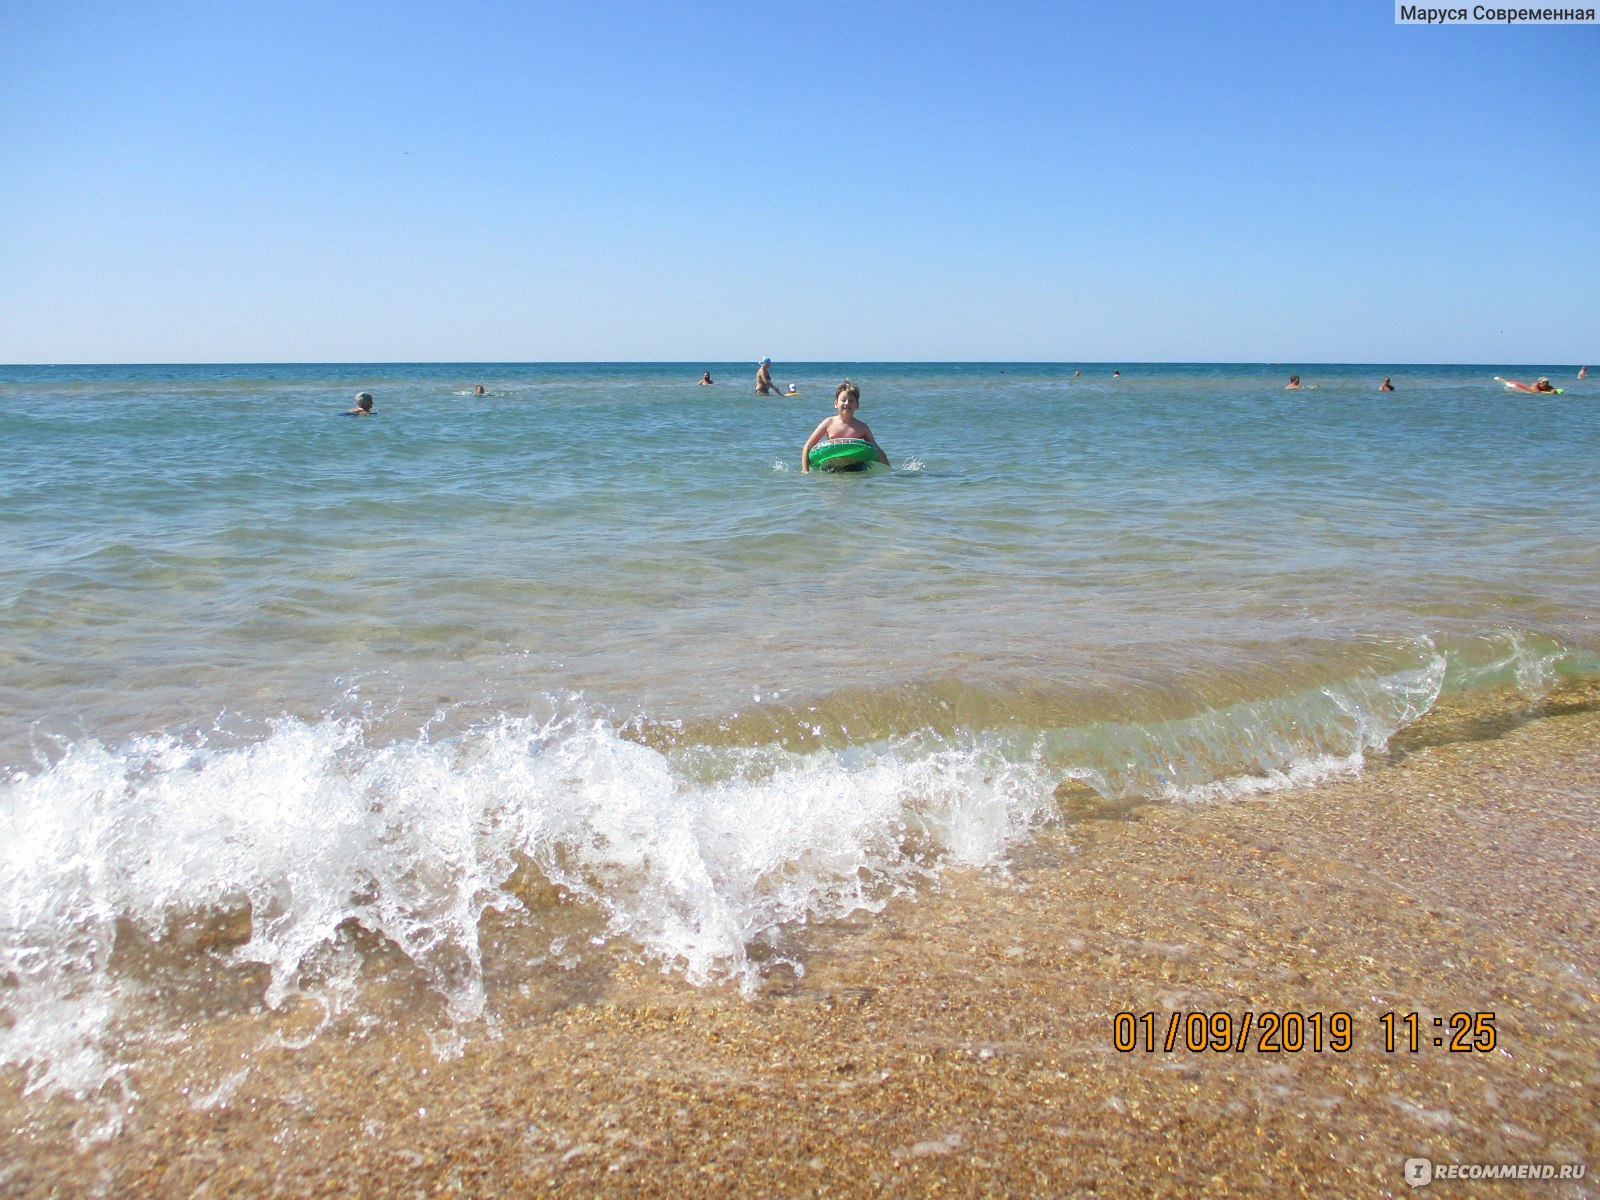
[{"x1": 755, "y1": 358, "x2": 779, "y2": 396}]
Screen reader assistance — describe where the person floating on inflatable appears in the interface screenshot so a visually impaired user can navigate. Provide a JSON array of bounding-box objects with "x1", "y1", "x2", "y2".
[
  {"x1": 1495, "y1": 375, "x2": 1563, "y2": 394},
  {"x1": 785, "y1": 383, "x2": 799, "y2": 396},
  {"x1": 801, "y1": 379, "x2": 890, "y2": 473}
]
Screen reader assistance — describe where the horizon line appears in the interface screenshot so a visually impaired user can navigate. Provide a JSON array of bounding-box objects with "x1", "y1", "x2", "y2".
[{"x1": 2, "y1": 359, "x2": 1588, "y2": 370}]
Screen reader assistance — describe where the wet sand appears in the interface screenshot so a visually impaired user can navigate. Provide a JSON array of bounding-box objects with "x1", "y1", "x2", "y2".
[{"x1": 4, "y1": 685, "x2": 1598, "y2": 1197}]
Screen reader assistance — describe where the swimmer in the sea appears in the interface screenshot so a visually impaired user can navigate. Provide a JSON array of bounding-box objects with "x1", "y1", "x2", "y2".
[
  {"x1": 1286, "y1": 375, "x2": 1302, "y2": 390},
  {"x1": 699, "y1": 371, "x2": 714, "y2": 385},
  {"x1": 801, "y1": 379, "x2": 889, "y2": 473},
  {"x1": 1380, "y1": 376, "x2": 1395, "y2": 392},
  {"x1": 345, "y1": 392, "x2": 374, "y2": 416},
  {"x1": 756, "y1": 358, "x2": 778, "y2": 395}
]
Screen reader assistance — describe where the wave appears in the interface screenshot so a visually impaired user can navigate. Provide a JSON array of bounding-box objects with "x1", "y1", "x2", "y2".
[{"x1": 0, "y1": 639, "x2": 1484, "y2": 1108}]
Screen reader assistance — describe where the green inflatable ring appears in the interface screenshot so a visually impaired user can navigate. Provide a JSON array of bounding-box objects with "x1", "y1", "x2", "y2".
[{"x1": 808, "y1": 438, "x2": 880, "y2": 472}]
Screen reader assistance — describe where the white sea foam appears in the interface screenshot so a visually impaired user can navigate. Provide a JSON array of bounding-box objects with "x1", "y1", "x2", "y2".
[
  {"x1": 0, "y1": 651, "x2": 1450, "y2": 1107},
  {"x1": 0, "y1": 702, "x2": 1057, "y2": 1103}
]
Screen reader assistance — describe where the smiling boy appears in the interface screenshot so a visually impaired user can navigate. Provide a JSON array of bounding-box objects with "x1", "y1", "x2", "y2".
[{"x1": 801, "y1": 380, "x2": 890, "y2": 472}]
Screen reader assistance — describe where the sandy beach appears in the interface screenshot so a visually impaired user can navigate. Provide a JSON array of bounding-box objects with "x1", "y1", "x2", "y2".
[{"x1": 4, "y1": 682, "x2": 1597, "y2": 1198}]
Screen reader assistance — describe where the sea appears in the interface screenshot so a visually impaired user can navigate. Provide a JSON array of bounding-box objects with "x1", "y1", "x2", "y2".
[{"x1": 2, "y1": 360, "x2": 1596, "y2": 1122}]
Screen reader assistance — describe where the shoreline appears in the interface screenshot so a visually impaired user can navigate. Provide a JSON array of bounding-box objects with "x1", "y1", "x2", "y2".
[{"x1": 4, "y1": 684, "x2": 1598, "y2": 1197}]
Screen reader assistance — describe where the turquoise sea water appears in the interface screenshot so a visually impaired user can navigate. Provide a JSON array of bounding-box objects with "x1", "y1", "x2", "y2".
[{"x1": 2, "y1": 361, "x2": 1597, "y2": 1104}]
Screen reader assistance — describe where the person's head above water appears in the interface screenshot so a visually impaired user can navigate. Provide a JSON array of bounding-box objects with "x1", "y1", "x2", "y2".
[{"x1": 835, "y1": 379, "x2": 860, "y2": 408}]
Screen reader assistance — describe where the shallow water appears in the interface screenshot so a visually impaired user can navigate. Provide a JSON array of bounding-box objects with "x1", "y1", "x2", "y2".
[{"x1": 2, "y1": 360, "x2": 1597, "y2": 1107}]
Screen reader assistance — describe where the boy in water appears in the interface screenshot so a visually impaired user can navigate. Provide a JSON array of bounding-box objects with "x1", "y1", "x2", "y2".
[{"x1": 801, "y1": 379, "x2": 890, "y2": 472}]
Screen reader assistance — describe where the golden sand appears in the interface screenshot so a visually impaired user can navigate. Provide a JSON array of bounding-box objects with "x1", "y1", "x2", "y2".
[{"x1": 4, "y1": 686, "x2": 1597, "y2": 1197}]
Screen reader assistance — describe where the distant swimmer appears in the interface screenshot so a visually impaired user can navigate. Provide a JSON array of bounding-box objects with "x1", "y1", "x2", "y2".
[
  {"x1": 1073, "y1": 370, "x2": 1082, "y2": 377},
  {"x1": 345, "y1": 391, "x2": 374, "y2": 416},
  {"x1": 801, "y1": 379, "x2": 890, "y2": 473},
  {"x1": 1286, "y1": 375, "x2": 1302, "y2": 390},
  {"x1": 1112, "y1": 370, "x2": 1121, "y2": 378},
  {"x1": 474, "y1": 385, "x2": 486, "y2": 396},
  {"x1": 756, "y1": 358, "x2": 778, "y2": 395},
  {"x1": 785, "y1": 383, "x2": 799, "y2": 396},
  {"x1": 1379, "y1": 376, "x2": 1395, "y2": 391},
  {"x1": 1580, "y1": 366, "x2": 1588, "y2": 379},
  {"x1": 699, "y1": 371, "x2": 714, "y2": 385},
  {"x1": 1495, "y1": 375, "x2": 1563, "y2": 394}
]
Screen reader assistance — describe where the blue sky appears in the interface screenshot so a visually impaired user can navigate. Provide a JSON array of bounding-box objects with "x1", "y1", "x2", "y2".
[{"x1": 1, "y1": 1, "x2": 1594, "y2": 363}]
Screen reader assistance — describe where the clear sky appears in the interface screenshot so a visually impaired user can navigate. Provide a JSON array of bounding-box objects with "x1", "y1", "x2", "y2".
[{"x1": 1, "y1": 1, "x2": 1595, "y2": 364}]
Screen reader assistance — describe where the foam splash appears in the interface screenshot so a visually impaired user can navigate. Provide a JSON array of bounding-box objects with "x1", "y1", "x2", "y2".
[
  {"x1": 0, "y1": 652, "x2": 1446, "y2": 1108},
  {"x1": 0, "y1": 703, "x2": 1054, "y2": 1105},
  {"x1": 1448, "y1": 629, "x2": 1568, "y2": 701}
]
